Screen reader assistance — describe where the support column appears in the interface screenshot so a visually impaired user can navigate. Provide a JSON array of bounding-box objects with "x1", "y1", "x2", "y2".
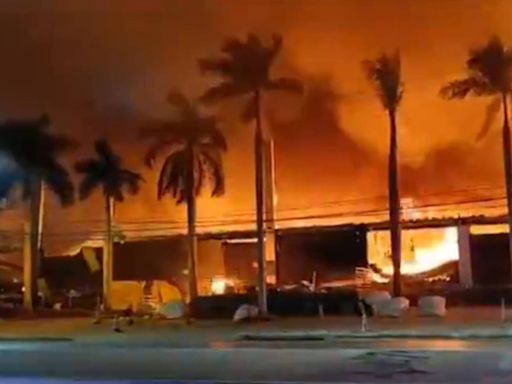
[
  {"x1": 22, "y1": 222, "x2": 33, "y2": 310},
  {"x1": 457, "y1": 225, "x2": 473, "y2": 288},
  {"x1": 103, "y1": 197, "x2": 115, "y2": 310}
]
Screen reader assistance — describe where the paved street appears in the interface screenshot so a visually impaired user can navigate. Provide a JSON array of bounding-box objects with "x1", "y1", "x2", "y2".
[
  {"x1": 0, "y1": 308, "x2": 511, "y2": 382},
  {"x1": 0, "y1": 339, "x2": 512, "y2": 383}
]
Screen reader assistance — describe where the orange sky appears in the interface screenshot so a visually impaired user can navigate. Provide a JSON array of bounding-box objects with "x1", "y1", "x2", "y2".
[{"x1": 0, "y1": 0, "x2": 511, "y2": 254}]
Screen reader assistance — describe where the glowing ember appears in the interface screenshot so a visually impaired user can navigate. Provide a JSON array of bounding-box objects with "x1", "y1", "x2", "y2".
[{"x1": 368, "y1": 227, "x2": 459, "y2": 276}]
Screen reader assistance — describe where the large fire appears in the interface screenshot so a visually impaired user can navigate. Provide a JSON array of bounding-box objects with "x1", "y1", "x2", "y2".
[{"x1": 367, "y1": 227, "x2": 459, "y2": 277}]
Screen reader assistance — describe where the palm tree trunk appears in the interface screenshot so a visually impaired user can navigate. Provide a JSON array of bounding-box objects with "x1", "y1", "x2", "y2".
[
  {"x1": 388, "y1": 110, "x2": 402, "y2": 297},
  {"x1": 263, "y1": 139, "x2": 277, "y2": 284},
  {"x1": 103, "y1": 195, "x2": 114, "y2": 310},
  {"x1": 37, "y1": 182, "x2": 45, "y2": 251},
  {"x1": 186, "y1": 144, "x2": 198, "y2": 302},
  {"x1": 23, "y1": 175, "x2": 42, "y2": 311},
  {"x1": 254, "y1": 89, "x2": 267, "y2": 315},
  {"x1": 501, "y1": 93, "x2": 512, "y2": 282}
]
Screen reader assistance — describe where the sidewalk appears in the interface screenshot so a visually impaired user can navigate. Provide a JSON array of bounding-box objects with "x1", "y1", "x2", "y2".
[
  {"x1": 0, "y1": 306, "x2": 511, "y2": 345},
  {"x1": 240, "y1": 306, "x2": 512, "y2": 341}
]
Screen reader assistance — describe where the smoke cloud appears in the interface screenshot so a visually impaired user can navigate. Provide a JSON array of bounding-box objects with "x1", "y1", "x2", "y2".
[{"x1": 0, "y1": 0, "x2": 510, "y2": 254}]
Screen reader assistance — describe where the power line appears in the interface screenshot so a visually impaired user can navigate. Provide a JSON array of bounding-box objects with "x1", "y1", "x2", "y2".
[
  {"x1": 1, "y1": 189, "x2": 508, "y2": 241},
  {"x1": 41, "y1": 184, "x2": 506, "y2": 226},
  {"x1": 28, "y1": 195, "x2": 509, "y2": 239}
]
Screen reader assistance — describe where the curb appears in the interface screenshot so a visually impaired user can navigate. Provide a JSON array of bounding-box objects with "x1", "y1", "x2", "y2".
[
  {"x1": 331, "y1": 330, "x2": 512, "y2": 339},
  {"x1": 240, "y1": 331, "x2": 329, "y2": 341},
  {"x1": 239, "y1": 328, "x2": 512, "y2": 341},
  {"x1": 0, "y1": 337, "x2": 73, "y2": 342}
]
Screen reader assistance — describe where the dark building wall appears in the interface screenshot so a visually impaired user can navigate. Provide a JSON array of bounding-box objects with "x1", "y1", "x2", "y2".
[
  {"x1": 113, "y1": 237, "x2": 187, "y2": 284},
  {"x1": 470, "y1": 233, "x2": 511, "y2": 286},
  {"x1": 45, "y1": 228, "x2": 367, "y2": 292},
  {"x1": 44, "y1": 237, "x2": 209, "y2": 295},
  {"x1": 277, "y1": 227, "x2": 367, "y2": 285},
  {"x1": 43, "y1": 251, "x2": 101, "y2": 291}
]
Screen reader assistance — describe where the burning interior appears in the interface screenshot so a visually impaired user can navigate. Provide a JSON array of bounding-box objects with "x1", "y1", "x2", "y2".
[{"x1": 367, "y1": 227, "x2": 460, "y2": 283}]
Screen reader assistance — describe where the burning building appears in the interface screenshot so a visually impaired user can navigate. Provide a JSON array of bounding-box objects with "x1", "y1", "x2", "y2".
[{"x1": 0, "y1": 1, "x2": 512, "y2": 308}]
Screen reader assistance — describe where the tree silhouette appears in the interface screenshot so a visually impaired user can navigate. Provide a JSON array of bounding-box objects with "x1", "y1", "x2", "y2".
[
  {"x1": 142, "y1": 92, "x2": 226, "y2": 302},
  {"x1": 75, "y1": 139, "x2": 143, "y2": 309},
  {"x1": 0, "y1": 114, "x2": 74, "y2": 309},
  {"x1": 363, "y1": 51, "x2": 404, "y2": 296},
  {"x1": 199, "y1": 34, "x2": 302, "y2": 313},
  {"x1": 440, "y1": 36, "x2": 512, "y2": 280}
]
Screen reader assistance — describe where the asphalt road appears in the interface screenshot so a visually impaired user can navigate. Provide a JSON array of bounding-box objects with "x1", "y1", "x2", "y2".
[{"x1": 1, "y1": 339, "x2": 512, "y2": 383}]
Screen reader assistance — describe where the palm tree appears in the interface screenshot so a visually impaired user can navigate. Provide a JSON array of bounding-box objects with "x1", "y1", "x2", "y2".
[
  {"x1": 440, "y1": 36, "x2": 512, "y2": 280},
  {"x1": 141, "y1": 92, "x2": 226, "y2": 302},
  {"x1": 75, "y1": 139, "x2": 143, "y2": 309},
  {"x1": 0, "y1": 114, "x2": 74, "y2": 310},
  {"x1": 363, "y1": 51, "x2": 404, "y2": 296},
  {"x1": 199, "y1": 34, "x2": 302, "y2": 314}
]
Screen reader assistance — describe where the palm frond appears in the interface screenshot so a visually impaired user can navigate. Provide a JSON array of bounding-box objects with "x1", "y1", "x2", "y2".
[
  {"x1": 222, "y1": 36, "x2": 247, "y2": 54},
  {"x1": 77, "y1": 174, "x2": 100, "y2": 200},
  {"x1": 200, "y1": 33, "x2": 293, "y2": 107},
  {"x1": 143, "y1": 137, "x2": 180, "y2": 168},
  {"x1": 144, "y1": 93, "x2": 228, "y2": 204},
  {"x1": 363, "y1": 51, "x2": 403, "y2": 111},
  {"x1": 168, "y1": 158, "x2": 187, "y2": 204},
  {"x1": 467, "y1": 36, "x2": 512, "y2": 91},
  {"x1": 440, "y1": 76, "x2": 493, "y2": 99},
  {"x1": 265, "y1": 77, "x2": 303, "y2": 94},
  {"x1": 477, "y1": 96, "x2": 502, "y2": 140},
  {"x1": 76, "y1": 139, "x2": 141, "y2": 204},
  {"x1": 109, "y1": 187, "x2": 124, "y2": 203},
  {"x1": 94, "y1": 139, "x2": 119, "y2": 167},
  {"x1": 221, "y1": 34, "x2": 262, "y2": 62},
  {"x1": 157, "y1": 150, "x2": 186, "y2": 202},
  {"x1": 74, "y1": 159, "x2": 100, "y2": 174},
  {"x1": 443, "y1": 36, "x2": 512, "y2": 100},
  {"x1": 0, "y1": 115, "x2": 75, "y2": 205},
  {"x1": 196, "y1": 117, "x2": 228, "y2": 151},
  {"x1": 199, "y1": 81, "x2": 247, "y2": 105},
  {"x1": 201, "y1": 150, "x2": 225, "y2": 197},
  {"x1": 43, "y1": 160, "x2": 74, "y2": 206},
  {"x1": 121, "y1": 169, "x2": 144, "y2": 195},
  {"x1": 194, "y1": 156, "x2": 204, "y2": 196},
  {"x1": 139, "y1": 121, "x2": 185, "y2": 169},
  {"x1": 198, "y1": 57, "x2": 233, "y2": 78}
]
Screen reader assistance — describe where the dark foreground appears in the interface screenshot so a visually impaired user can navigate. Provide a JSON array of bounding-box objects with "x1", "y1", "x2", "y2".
[{"x1": 1, "y1": 339, "x2": 512, "y2": 383}]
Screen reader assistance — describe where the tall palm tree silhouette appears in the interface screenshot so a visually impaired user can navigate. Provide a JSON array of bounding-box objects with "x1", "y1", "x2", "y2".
[
  {"x1": 441, "y1": 36, "x2": 512, "y2": 279},
  {"x1": 0, "y1": 114, "x2": 74, "y2": 310},
  {"x1": 199, "y1": 34, "x2": 302, "y2": 313},
  {"x1": 142, "y1": 92, "x2": 226, "y2": 302},
  {"x1": 363, "y1": 52, "x2": 404, "y2": 296},
  {"x1": 75, "y1": 139, "x2": 143, "y2": 309}
]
